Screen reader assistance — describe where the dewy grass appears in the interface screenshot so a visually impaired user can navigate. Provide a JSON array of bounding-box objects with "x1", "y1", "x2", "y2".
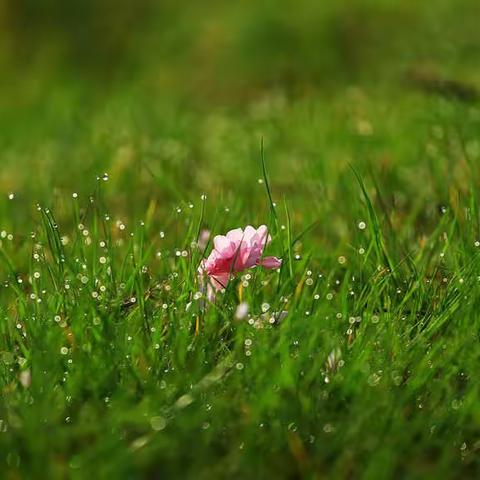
[
  {"x1": 1, "y1": 58, "x2": 480, "y2": 476},
  {"x1": 2, "y1": 147, "x2": 480, "y2": 477}
]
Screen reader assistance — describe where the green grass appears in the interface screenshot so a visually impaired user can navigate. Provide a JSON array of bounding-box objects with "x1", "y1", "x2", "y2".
[
  {"x1": 2, "y1": 91, "x2": 480, "y2": 478},
  {"x1": 2, "y1": 1, "x2": 480, "y2": 478}
]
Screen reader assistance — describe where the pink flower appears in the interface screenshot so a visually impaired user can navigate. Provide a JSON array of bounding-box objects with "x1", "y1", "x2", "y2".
[
  {"x1": 198, "y1": 225, "x2": 282, "y2": 294},
  {"x1": 197, "y1": 229, "x2": 210, "y2": 250}
]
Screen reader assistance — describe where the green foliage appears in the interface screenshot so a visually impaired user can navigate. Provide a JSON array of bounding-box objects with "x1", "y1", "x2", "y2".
[{"x1": 1, "y1": 0, "x2": 480, "y2": 478}]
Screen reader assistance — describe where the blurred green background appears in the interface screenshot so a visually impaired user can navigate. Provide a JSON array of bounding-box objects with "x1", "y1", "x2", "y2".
[
  {"x1": 2, "y1": 0, "x2": 479, "y2": 97},
  {"x1": 0, "y1": 0, "x2": 479, "y2": 232}
]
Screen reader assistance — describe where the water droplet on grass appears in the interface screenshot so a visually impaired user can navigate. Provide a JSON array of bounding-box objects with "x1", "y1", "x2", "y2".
[
  {"x1": 368, "y1": 373, "x2": 381, "y2": 386},
  {"x1": 451, "y1": 399, "x2": 461, "y2": 410},
  {"x1": 150, "y1": 416, "x2": 166, "y2": 431},
  {"x1": 323, "y1": 423, "x2": 334, "y2": 433},
  {"x1": 287, "y1": 422, "x2": 297, "y2": 432},
  {"x1": 175, "y1": 394, "x2": 194, "y2": 409}
]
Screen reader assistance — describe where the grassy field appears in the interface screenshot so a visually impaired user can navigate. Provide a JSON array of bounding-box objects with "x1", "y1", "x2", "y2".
[{"x1": 1, "y1": 1, "x2": 480, "y2": 478}]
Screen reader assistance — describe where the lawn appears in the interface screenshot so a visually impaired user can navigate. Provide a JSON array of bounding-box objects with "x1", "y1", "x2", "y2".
[{"x1": 1, "y1": 1, "x2": 480, "y2": 478}]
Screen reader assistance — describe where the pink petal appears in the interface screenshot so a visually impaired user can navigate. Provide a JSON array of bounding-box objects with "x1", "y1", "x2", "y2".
[
  {"x1": 242, "y1": 225, "x2": 257, "y2": 244},
  {"x1": 235, "y1": 301, "x2": 249, "y2": 320},
  {"x1": 258, "y1": 256, "x2": 282, "y2": 269},
  {"x1": 210, "y1": 272, "x2": 230, "y2": 290},
  {"x1": 256, "y1": 225, "x2": 269, "y2": 245},
  {"x1": 202, "y1": 251, "x2": 218, "y2": 272},
  {"x1": 226, "y1": 228, "x2": 244, "y2": 244},
  {"x1": 213, "y1": 235, "x2": 234, "y2": 256},
  {"x1": 240, "y1": 245, "x2": 259, "y2": 269},
  {"x1": 206, "y1": 282, "x2": 216, "y2": 303},
  {"x1": 198, "y1": 229, "x2": 210, "y2": 249}
]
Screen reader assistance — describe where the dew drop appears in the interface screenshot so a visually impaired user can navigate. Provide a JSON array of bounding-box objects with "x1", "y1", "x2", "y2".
[
  {"x1": 287, "y1": 422, "x2": 297, "y2": 432},
  {"x1": 150, "y1": 416, "x2": 167, "y2": 431}
]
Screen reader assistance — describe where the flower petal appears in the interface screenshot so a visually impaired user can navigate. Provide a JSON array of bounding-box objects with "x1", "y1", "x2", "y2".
[
  {"x1": 213, "y1": 235, "x2": 234, "y2": 256},
  {"x1": 239, "y1": 242, "x2": 259, "y2": 269},
  {"x1": 210, "y1": 272, "x2": 230, "y2": 290},
  {"x1": 242, "y1": 225, "x2": 257, "y2": 244},
  {"x1": 226, "y1": 228, "x2": 244, "y2": 244},
  {"x1": 256, "y1": 225, "x2": 269, "y2": 245},
  {"x1": 258, "y1": 256, "x2": 282, "y2": 269}
]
